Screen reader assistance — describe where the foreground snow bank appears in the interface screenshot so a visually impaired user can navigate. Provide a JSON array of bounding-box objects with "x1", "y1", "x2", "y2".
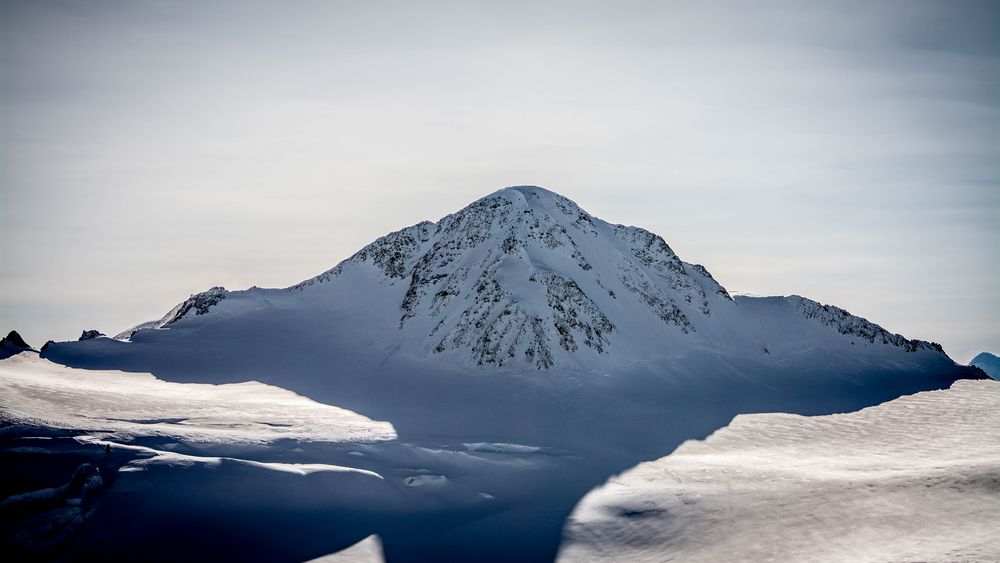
[
  {"x1": 0, "y1": 353, "x2": 395, "y2": 444},
  {"x1": 309, "y1": 535, "x2": 384, "y2": 562},
  {"x1": 560, "y1": 379, "x2": 1000, "y2": 562}
]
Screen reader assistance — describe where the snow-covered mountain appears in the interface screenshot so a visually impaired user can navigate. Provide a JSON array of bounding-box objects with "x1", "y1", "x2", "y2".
[
  {"x1": 39, "y1": 186, "x2": 982, "y2": 441},
  {"x1": 85, "y1": 186, "x2": 946, "y2": 373}
]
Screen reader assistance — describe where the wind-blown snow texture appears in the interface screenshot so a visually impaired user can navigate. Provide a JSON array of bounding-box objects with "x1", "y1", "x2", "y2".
[
  {"x1": 560, "y1": 379, "x2": 1000, "y2": 562},
  {"x1": 3, "y1": 186, "x2": 987, "y2": 562}
]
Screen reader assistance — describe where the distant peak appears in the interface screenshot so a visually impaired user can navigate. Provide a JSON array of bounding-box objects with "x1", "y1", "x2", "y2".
[
  {"x1": 970, "y1": 352, "x2": 1000, "y2": 381},
  {"x1": 971, "y1": 351, "x2": 998, "y2": 363},
  {"x1": 2, "y1": 330, "x2": 30, "y2": 349},
  {"x1": 79, "y1": 329, "x2": 105, "y2": 341}
]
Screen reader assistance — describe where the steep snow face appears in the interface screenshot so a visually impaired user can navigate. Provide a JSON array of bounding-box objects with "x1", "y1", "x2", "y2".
[{"x1": 104, "y1": 186, "x2": 949, "y2": 371}]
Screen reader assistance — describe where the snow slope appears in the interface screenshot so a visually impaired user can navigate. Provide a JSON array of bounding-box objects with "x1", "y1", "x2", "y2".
[
  {"x1": 559, "y1": 379, "x2": 1000, "y2": 562},
  {"x1": 0, "y1": 353, "x2": 401, "y2": 560},
  {"x1": 0, "y1": 353, "x2": 395, "y2": 444}
]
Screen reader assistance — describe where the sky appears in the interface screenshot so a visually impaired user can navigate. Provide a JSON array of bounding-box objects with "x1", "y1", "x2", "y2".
[{"x1": 1, "y1": 0, "x2": 997, "y2": 363}]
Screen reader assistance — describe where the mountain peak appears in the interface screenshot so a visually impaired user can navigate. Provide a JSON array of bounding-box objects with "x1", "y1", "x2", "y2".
[
  {"x1": 970, "y1": 352, "x2": 1000, "y2": 380},
  {"x1": 465, "y1": 186, "x2": 592, "y2": 224},
  {"x1": 461, "y1": 185, "x2": 591, "y2": 222},
  {"x1": 495, "y1": 184, "x2": 551, "y2": 195},
  {"x1": 2, "y1": 330, "x2": 30, "y2": 349},
  {"x1": 298, "y1": 185, "x2": 732, "y2": 368},
  {"x1": 1, "y1": 330, "x2": 33, "y2": 359},
  {"x1": 490, "y1": 185, "x2": 572, "y2": 205},
  {"x1": 492, "y1": 185, "x2": 558, "y2": 199}
]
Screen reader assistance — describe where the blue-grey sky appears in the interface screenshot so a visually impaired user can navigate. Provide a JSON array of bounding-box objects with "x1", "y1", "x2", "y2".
[{"x1": 1, "y1": 1, "x2": 997, "y2": 362}]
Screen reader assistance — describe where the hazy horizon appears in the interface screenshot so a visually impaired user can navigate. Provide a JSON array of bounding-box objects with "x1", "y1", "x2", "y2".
[{"x1": 2, "y1": 1, "x2": 998, "y2": 363}]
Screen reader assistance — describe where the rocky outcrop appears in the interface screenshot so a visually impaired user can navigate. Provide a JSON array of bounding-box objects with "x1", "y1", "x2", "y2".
[{"x1": 79, "y1": 330, "x2": 104, "y2": 341}]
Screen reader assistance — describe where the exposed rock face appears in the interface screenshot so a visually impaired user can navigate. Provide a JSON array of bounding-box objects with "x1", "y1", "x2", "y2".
[
  {"x1": 79, "y1": 330, "x2": 105, "y2": 341},
  {"x1": 162, "y1": 287, "x2": 228, "y2": 326},
  {"x1": 790, "y1": 296, "x2": 941, "y2": 352}
]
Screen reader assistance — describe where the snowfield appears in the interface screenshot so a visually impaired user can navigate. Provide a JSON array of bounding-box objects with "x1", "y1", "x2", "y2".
[
  {"x1": 0, "y1": 352, "x2": 396, "y2": 444},
  {"x1": 560, "y1": 379, "x2": 1000, "y2": 563}
]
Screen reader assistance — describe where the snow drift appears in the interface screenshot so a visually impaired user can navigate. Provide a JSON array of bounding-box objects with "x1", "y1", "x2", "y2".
[{"x1": 559, "y1": 379, "x2": 1000, "y2": 562}]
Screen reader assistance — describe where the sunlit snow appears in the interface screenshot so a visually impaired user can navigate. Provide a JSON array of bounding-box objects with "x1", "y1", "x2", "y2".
[
  {"x1": 0, "y1": 353, "x2": 396, "y2": 444},
  {"x1": 560, "y1": 380, "x2": 1000, "y2": 562}
]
